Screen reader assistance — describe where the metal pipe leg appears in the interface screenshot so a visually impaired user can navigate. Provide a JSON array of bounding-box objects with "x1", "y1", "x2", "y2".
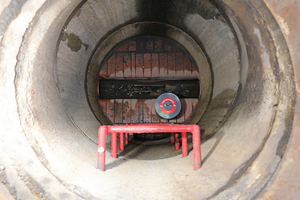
[
  {"x1": 120, "y1": 132, "x2": 124, "y2": 151},
  {"x1": 111, "y1": 132, "x2": 118, "y2": 158},
  {"x1": 97, "y1": 126, "x2": 107, "y2": 171},
  {"x1": 182, "y1": 132, "x2": 188, "y2": 157},
  {"x1": 175, "y1": 133, "x2": 180, "y2": 150},
  {"x1": 192, "y1": 125, "x2": 201, "y2": 170},
  {"x1": 125, "y1": 133, "x2": 129, "y2": 144}
]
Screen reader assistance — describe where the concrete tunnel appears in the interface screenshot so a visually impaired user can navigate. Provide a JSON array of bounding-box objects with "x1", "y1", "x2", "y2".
[{"x1": 0, "y1": 0, "x2": 299, "y2": 199}]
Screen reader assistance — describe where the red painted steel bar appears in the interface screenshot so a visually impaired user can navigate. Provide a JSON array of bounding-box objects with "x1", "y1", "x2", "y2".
[
  {"x1": 182, "y1": 132, "x2": 188, "y2": 157},
  {"x1": 126, "y1": 123, "x2": 173, "y2": 125},
  {"x1": 111, "y1": 132, "x2": 118, "y2": 158},
  {"x1": 122, "y1": 128, "x2": 185, "y2": 153},
  {"x1": 125, "y1": 133, "x2": 129, "y2": 144},
  {"x1": 120, "y1": 132, "x2": 124, "y2": 151},
  {"x1": 192, "y1": 125, "x2": 201, "y2": 169},
  {"x1": 98, "y1": 126, "x2": 108, "y2": 171},
  {"x1": 124, "y1": 123, "x2": 175, "y2": 148},
  {"x1": 97, "y1": 124, "x2": 201, "y2": 171}
]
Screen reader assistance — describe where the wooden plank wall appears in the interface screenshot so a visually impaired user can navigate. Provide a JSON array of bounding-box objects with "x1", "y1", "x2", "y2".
[{"x1": 99, "y1": 37, "x2": 199, "y2": 124}]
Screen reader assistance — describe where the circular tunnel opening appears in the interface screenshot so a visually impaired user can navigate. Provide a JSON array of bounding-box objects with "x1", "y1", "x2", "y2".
[{"x1": 11, "y1": 0, "x2": 295, "y2": 199}]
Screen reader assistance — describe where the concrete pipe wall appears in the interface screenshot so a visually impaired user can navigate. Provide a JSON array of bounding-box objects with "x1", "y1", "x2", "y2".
[{"x1": 0, "y1": 0, "x2": 299, "y2": 199}]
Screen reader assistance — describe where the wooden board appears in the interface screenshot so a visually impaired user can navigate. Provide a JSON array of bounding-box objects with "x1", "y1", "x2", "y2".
[{"x1": 99, "y1": 36, "x2": 200, "y2": 124}]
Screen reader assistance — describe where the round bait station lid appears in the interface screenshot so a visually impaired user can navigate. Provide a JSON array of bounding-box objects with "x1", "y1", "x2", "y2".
[{"x1": 155, "y1": 93, "x2": 181, "y2": 119}]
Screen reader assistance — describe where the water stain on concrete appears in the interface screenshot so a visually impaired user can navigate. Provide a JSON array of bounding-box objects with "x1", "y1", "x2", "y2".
[{"x1": 62, "y1": 32, "x2": 89, "y2": 52}]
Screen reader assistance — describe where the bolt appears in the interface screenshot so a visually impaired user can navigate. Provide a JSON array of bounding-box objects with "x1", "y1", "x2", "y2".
[{"x1": 98, "y1": 147, "x2": 105, "y2": 153}]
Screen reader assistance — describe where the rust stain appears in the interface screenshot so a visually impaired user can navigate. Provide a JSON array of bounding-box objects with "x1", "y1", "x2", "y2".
[
  {"x1": 168, "y1": 53, "x2": 176, "y2": 76},
  {"x1": 144, "y1": 53, "x2": 152, "y2": 77},
  {"x1": 159, "y1": 53, "x2": 168, "y2": 77},
  {"x1": 130, "y1": 99, "x2": 139, "y2": 123},
  {"x1": 122, "y1": 100, "x2": 131, "y2": 123},
  {"x1": 183, "y1": 54, "x2": 192, "y2": 77},
  {"x1": 135, "y1": 53, "x2": 144, "y2": 77},
  {"x1": 99, "y1": 100, "x2": 106, "y2": 114},
  {"x1": 131, "y1": 53, "x2": 136, "y2": 77},
  {"x1": 106, "y1": 100, "x2": 115, "y2": 123},
  {"x1": 114, "y1": 99, "x2": 123, "y2": 123},
  {"x1": 151, "y1": 53, "x2": 159, "y2": 77},
  {"x1": 176, "y1": 52, "x2": 184, "y2": 76},
  {"x1": 142, "y1": 99, "x2": 152, "y2": 123},
  {"x1": 151, "y1": 99, "x2": 160, "y2": 123}
]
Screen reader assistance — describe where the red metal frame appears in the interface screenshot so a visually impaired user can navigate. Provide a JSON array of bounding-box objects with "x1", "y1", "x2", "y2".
[
  {"x1": 119, "y1": 124, "x2": 185, "y2": 152},
  {"x1": 123, "y1": 123, "x2": 178, "y2": 150},
  {"x1": 97, "y1": 124, "x2": 201, "y2": 171}
]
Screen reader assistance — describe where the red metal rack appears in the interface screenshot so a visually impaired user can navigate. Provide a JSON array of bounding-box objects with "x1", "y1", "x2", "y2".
[{"x1": 97, "y1": 124, "x2": 201, "y2": 171}]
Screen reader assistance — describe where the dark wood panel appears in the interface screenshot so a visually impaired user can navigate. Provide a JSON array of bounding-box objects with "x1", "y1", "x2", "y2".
[
  {"x1": 176, "y1": 53, "x2": 184, "y2": 76},
  {"x1": 168, "y1": 53, "x2": 176, "y2": 76},
  {"x1": 129, "y1": 41, "x2": 136, "y2": 51},
  {"x1": 151, "y1": 99, "x2": 160, "y2": 123},
  {"x1": 183, "y1": 54, "x2": 192, "y2": 77},
  {"x1": 154, "y1": 38, "x2": 162, "y2": 51},
  {"x1": 144, "y1": 53, "x2": 151, "y2": 77},
  {"x1": 131, "y1": 53, "x2": 136, "y2": 77},
  {"x1": 136, "y1": 38, "x2": 145, "y2": 51},
  {"x1": 145, "y1": 39, "x2": 154, "y2": 51},
  {"x1": 114, "y1": 99, "x2": 123, "y2": 123},
  {"x1": 142, "y1": 99, "x2": 152, "y2": 123},
  {"x1": 106, "y1": 99, "x2": 115, "y2": 123},
  {"x1": 163, "y1": 40, "x2": 171, "y2": 51},
  {"x1": 135, "y1": 53, "x2": 143, "y2": 77},
  {"x1": 122, "y1": 99, "x2": 131, "y2": 123},
  {"x1": 123, "y1": 53, "x2": 131, "y2": 77},
  {"x1": 99, "y1": 98, "x2": 198, "y2": 124},
  {"x1": 115, "y1": 53, "x2": 124, "y2": 78},
  {"x1": 98, "y1": 36, "x2": 200, "y2": 124},
  {"x1": 130, "y1": 99, "x2": 139, "y2": 123},
  {"x1": 151, "y1": 53, "x2": 159, "y2": 77},
  {"x1": 184, "y1": 99, "x2": 193, "y2": 121},
  {"x1": 137, "y1": 99, "x2": 143, "y2": 123},
  {"x1": 107, "y1": 54, "x2": 115, "y2": 78},
  {"x1": 159, "y1": 53, "x2": 168, "y2": 76},
  {"x1": 176, "y1": 99, "x2": 186, "y2": 123},
  {"x1": 99, "y1": 79, "x2": 200, "y2": 99}
]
